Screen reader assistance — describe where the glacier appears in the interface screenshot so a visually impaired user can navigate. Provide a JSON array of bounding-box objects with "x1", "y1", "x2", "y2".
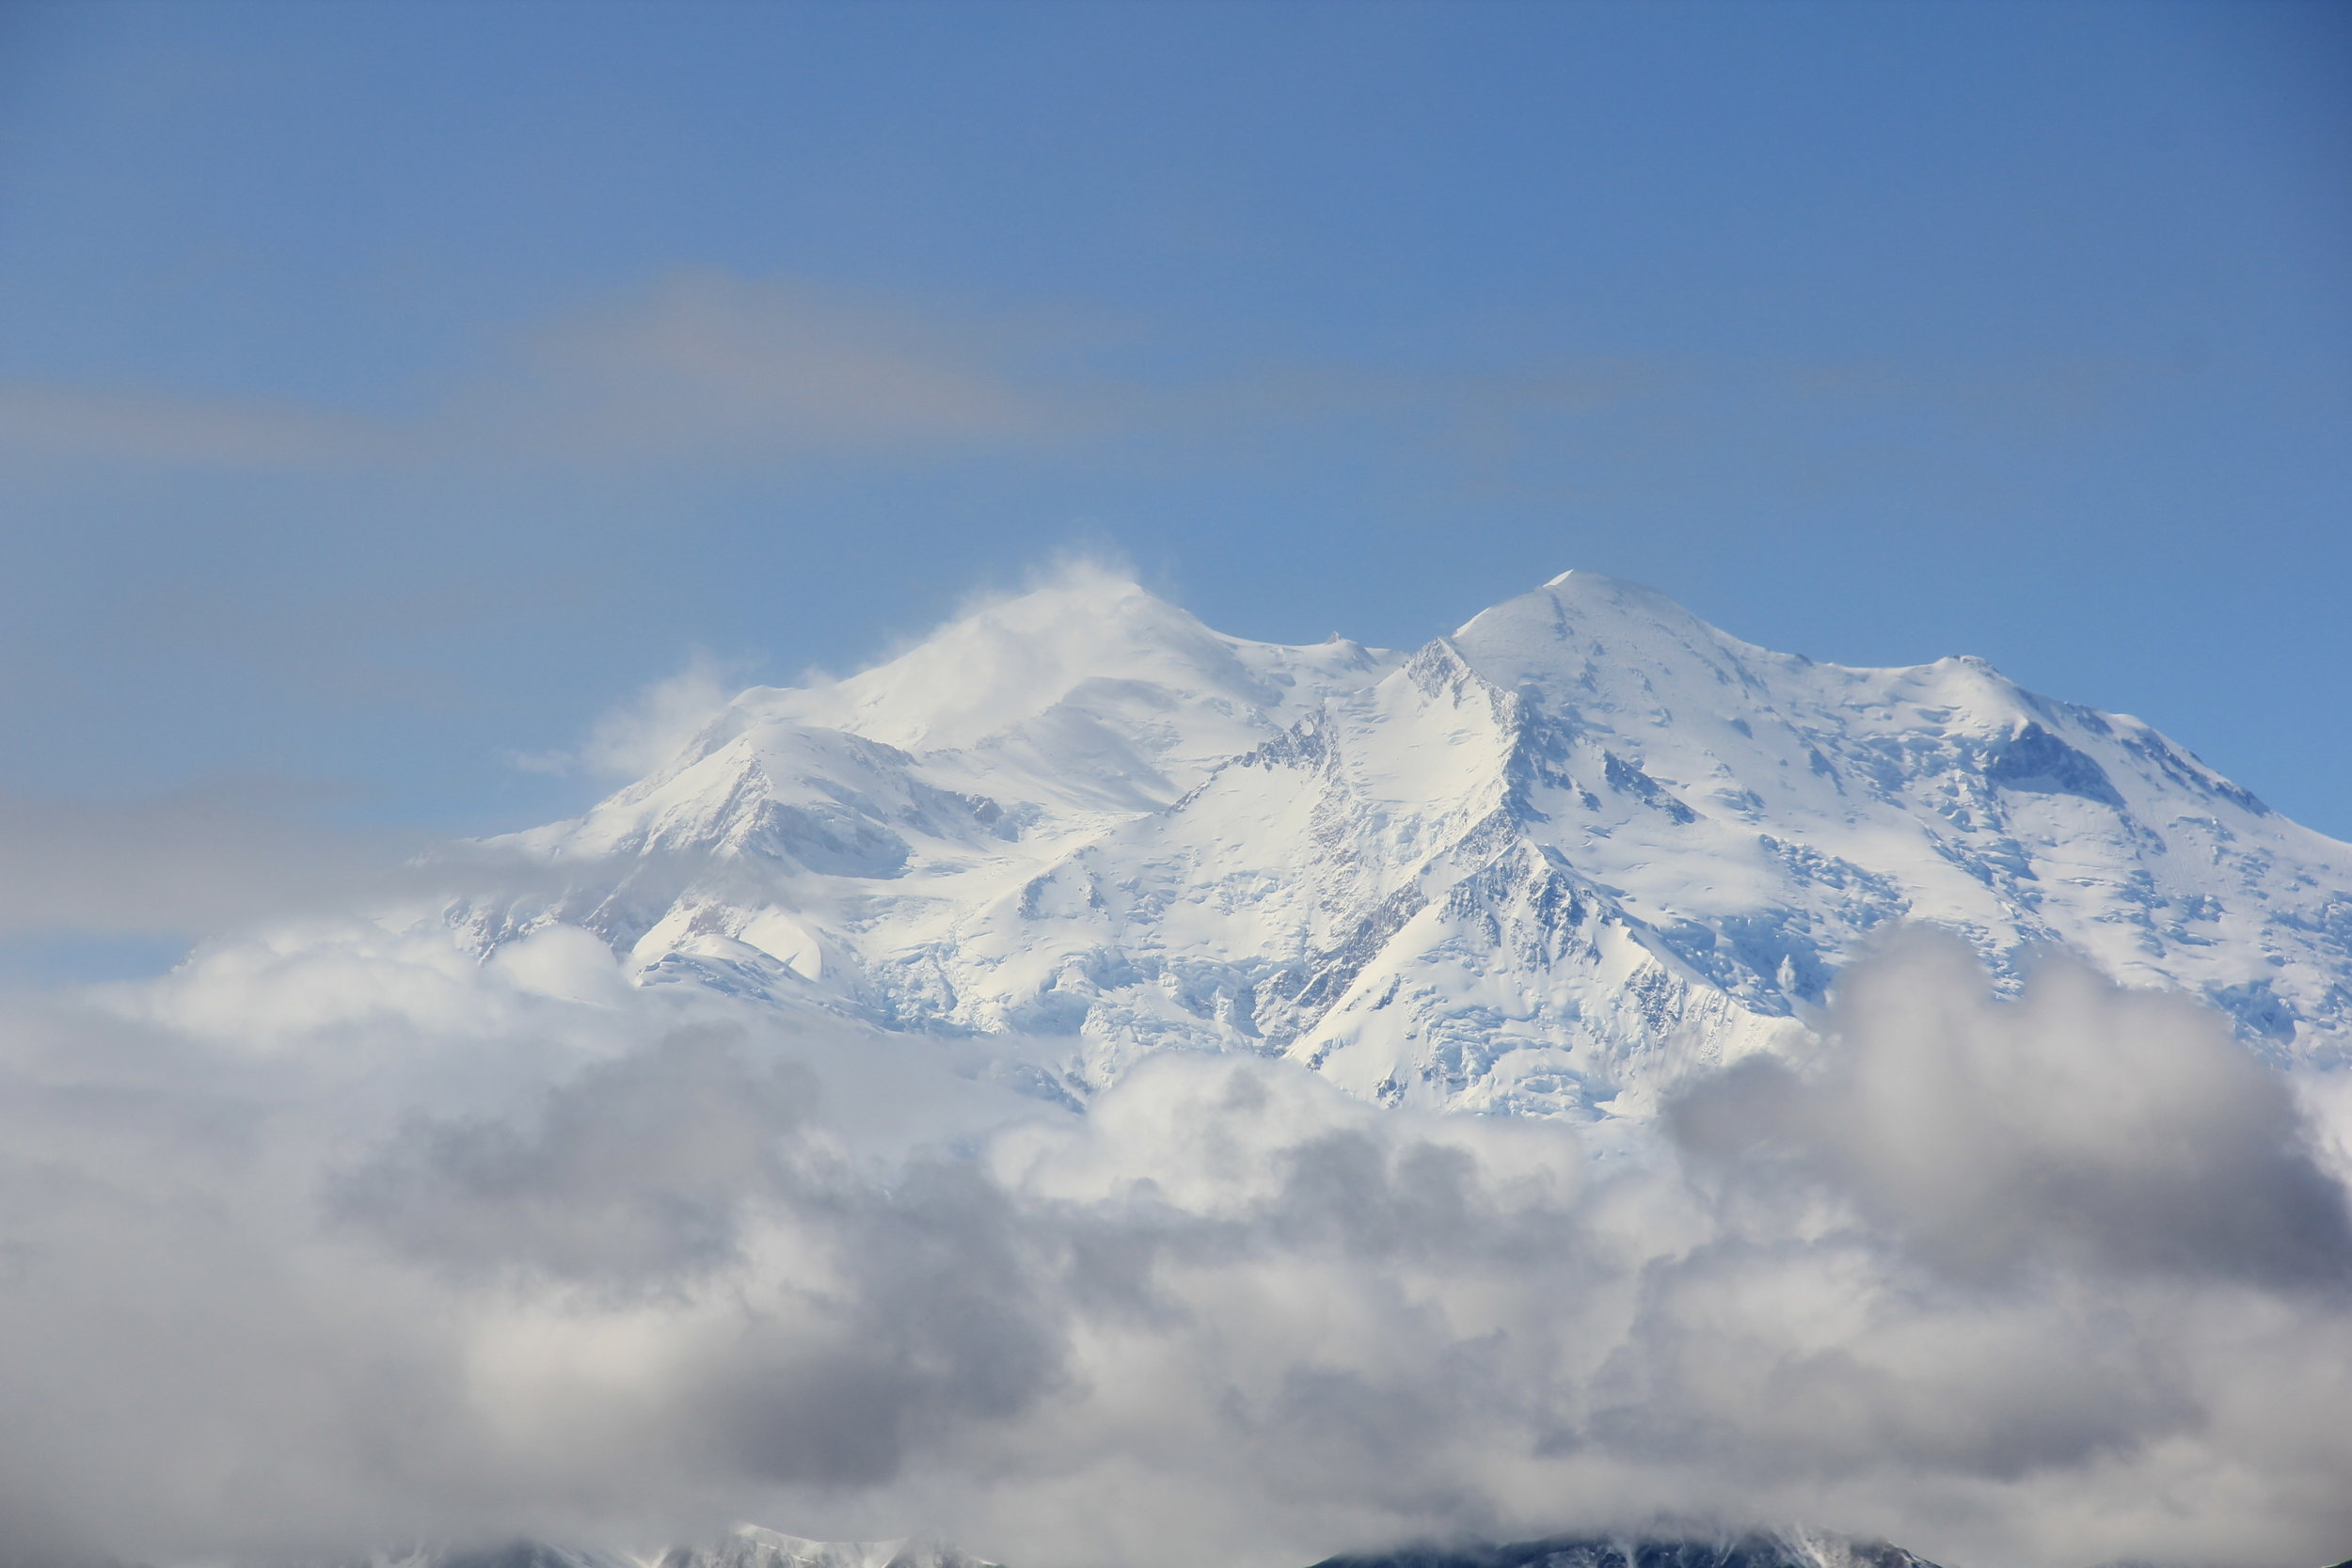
[{"x1": 453, "y1": 563, "x2": 2352, "y2": 1120}]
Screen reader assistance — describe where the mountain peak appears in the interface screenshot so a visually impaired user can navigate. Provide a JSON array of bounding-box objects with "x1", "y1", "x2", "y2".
[
  {"x1": 488, "y1": 565, "x2": 2350, "y2": 1113},
  {"x1": 1455, "y1": 569, "x2": 1713, "y2": 641},
  {"x1": 752, "y1": 563, "x2": 1250, "y2": 755},
  {"x1": 1538, "y1": 565, "x2": 1653, "y2": 595},
  {"x1": 1445, "y1": 570, "x2": 1766, "y2": 720}
]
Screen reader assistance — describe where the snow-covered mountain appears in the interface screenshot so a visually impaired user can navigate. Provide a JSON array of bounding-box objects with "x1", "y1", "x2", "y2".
[
  {"x1": 456, "y1": 564, "x2": 2352, "y2": 1117},
  {"x1": 363, "y1": 1527, "x2": 991, "y2": 1568},
  {"x1": 363, "y1": 1526, "x2": 1924, "y2": 1568},
  {"x1": 656, "y1": 1526, "x2": 994, "y2": 1568},
  {"x1": 1306, "y1": 1530, "x2": 1943, "y2": 1568}
]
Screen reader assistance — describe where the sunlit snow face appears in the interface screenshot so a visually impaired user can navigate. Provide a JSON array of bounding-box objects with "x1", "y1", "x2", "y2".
[{"x1": 2, "y1": 924, "x2": 2351, "y2": 1568}]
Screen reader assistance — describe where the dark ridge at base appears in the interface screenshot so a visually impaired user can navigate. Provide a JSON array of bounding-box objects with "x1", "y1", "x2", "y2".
[
  {"x1": 435, "y1": 1548, "x2": 633, "y2": 1568},
  {"x1": 1305, "y1": 1537, "x2": 1939, "y2": 1568}
]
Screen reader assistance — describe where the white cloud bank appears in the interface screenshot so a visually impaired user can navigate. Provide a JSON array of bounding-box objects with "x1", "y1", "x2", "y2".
[{"x1": 0, "y1": 915, "x2": 2348, "y2": 1568}]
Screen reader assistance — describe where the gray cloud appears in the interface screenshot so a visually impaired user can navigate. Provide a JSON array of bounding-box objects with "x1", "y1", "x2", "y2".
[
  {"x1": 1668, "y1": 928, "x2": 2352, "y2": 1287},
  {"x1": 2, "y1": 924, "x2": 2352, "y2": 1568},
  {"x1": 338, "y1": 1027, "x2": 823, "y2": 1289}
]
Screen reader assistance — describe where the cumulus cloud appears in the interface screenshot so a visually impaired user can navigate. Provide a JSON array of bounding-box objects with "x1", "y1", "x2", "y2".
[
  {"x1": 1, "y1": 921, "x2": 2350, "y2": 1568},
  {"x1": 1670, "y1": 929, "x2": 2352, "y2": 1288},
  {"x1": 338, "y1": 1027, "x2": 823, "y2": 1288}
]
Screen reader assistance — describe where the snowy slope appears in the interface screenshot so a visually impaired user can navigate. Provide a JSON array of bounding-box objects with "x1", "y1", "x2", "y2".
[
  {"x1": 456, "y1": 564, "x2": 2352, "y2": 1117},
  {"x1": 658, "y1": 1525, "x2": 993, "y2": 1568}
]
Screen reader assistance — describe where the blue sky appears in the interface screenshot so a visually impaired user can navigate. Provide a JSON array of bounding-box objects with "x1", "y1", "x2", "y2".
[{"x1": 3, "y1": 0, "x2": 2348, "y2": 844}]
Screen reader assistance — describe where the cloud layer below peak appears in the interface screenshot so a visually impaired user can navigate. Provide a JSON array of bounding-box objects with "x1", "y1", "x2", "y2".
[{"x1": 1, "y1": 919, "x2": 2349, "y2": 1568}]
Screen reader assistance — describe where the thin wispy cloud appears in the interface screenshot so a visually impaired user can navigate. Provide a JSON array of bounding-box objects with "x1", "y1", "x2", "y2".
[
  {"x1": 0, "y1": 270, "x2": 1672, "y2": 477},
  {"x1": 0, "y1": 273, "x2": 1082, "y2": 473},
  {"x1": 485, "y1": 270, "x2": 1082, "y2": 464},
  {"x1": 0, "y1": 380, "x2": 390, "y2": 468}
]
